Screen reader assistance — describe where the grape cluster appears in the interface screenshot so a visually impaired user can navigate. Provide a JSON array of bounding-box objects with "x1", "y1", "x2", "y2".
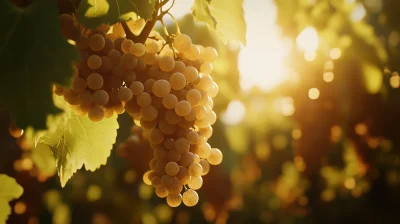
[{"x1": 58, "y1": 14, "x2": 222, "y2": 207}]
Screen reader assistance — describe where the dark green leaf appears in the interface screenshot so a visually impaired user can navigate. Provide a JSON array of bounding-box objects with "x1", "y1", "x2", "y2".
[{"x1": 0, "y1": 0, "x2": 80, "y2": 129}]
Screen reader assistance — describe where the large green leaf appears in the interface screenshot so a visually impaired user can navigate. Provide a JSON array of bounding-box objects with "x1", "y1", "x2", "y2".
[
  {"x1": 0, "y1": 175, "x2": 24, "y2": 223},
  {"x1": 0, "y1": 0, "x2": 79, "y2": 130},
  {"x1": 192, "y1": 0, "x2": 247, "y2": 44},
  {"x1": 77, "y1": 0, "x2": 156, "y2": 28},
  {"x1": 38, "y1": 96, "x2": 119, "y2": 187}
]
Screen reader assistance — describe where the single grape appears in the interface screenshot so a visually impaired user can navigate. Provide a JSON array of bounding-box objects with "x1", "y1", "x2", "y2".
[
  {"x1": 184, "y1": 44, "x2": 200, "y2": 61},
  {"x1": 130, "y1": 81, "x2": 144, "y2": 96},
  {"x1": 120, "y1": 53, "x2": 138, "y2": 70},
  {"x1": 182, "y1": 189, "x2": 199, "y2": 207},
  {"x1": 200, "y1": 46, "x2": 218, "y2": 62},
  {"x1": 89, "y1": 34, "x2": 105, "y2": 51},
  {"x1": 131, "y1": 43, "x2": 146, "y2": 57},
  {"x1": 152, "y1": 79, "x2": 171, "y2": 97},
  {"x1": 121, "y1": 39, "x2": 134, "y2": 53},
  {"x1": 156, "y1": 185, "x2": 168, "y2": 198},
  {"x1": 169, "y1": 72, "x2": 186, "y2": 90},
  {"x1": 208, "y1": 148, "x2": 223, "y2": 165},
  {"x1": 174, "y1": 33, "x2": 192, "y2": 52},
  {"x1": 200, "y1": 62, "x2": 213, "y2": 74},
  {"x1": 188, "y1": 163, "x2": 203, "y2": 177},
  {"x1": 118, "y1": 87, "x2": 133, "y2": 102},
  {"x1": 92, "y1": 90, "x2": 109, "y2": 106},
  {"x1": 179, "y1": 152, "x2": 194, "y2": 167},
  {"x1": 183, "y1": 66, "x2": 199, "y2": 82},
  {"x1": 87, "y1": 73, "x2": 103, "y2": 90},
  {"x1": 78, "y1": 90, "x2": 92, "y2": 105},
  {"x1": 137, "y1": 92, "x2": 152, "y2": 107},
  {"x1": 175, "y1": 100, "x2": 191, "y2": 116},
  {"x1": 162, "y1": 94, "x2": 178, "y2": 109},
  {"x1": 199, "y1": 159, "x2": 210, "y2": 175},
  {"x1": 186, "y1": 89, "x2": 201, "y2": 106},
  {"x1": 87, "y1": 55, "x2": 102, "y2": 70},
  {"x1": 186, "y1": 131, "x2": 199, "y2": 144},
  {"x1": 196, "y1": 75, "x2": 214, "y2": 91},
  {"x1": 197, "y1": 142, "x2": 211, "y2": 159},
  {"x1": 71, "y1": 77, "x2": 87, "y2": 92},
  {"x1": 187, "y1": 176, "x2": 203, "y2": 190},
  {"x1": 166, "y1": 194, "x2": 182, "y2": 207},
  {"x1": 141, "y1": 105, "x2": 158, "y2": 121},
  {"x1": 165, "y1": 162, "x2": 180, "y2": 176},
  {"x1": 88, "y1": 105, "x2": 105, "y2": 122},
  {"x1": 159, "y1": 55, "x2": 175, "y2": 72}
]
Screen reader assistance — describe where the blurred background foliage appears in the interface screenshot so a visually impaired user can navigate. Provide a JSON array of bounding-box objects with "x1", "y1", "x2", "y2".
[{"x1": 2, "y1": 0, "x2": 400, "y2": 223}]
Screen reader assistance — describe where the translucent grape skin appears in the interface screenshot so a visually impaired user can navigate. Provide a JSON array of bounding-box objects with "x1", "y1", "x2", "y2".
[{"x1": 183, "y1": 189, "x2": 199, "y2": 207}]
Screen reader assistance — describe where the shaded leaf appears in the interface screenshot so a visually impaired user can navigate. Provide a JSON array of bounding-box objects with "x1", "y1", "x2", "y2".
[{"x1": 0, "y1": 0, "x2": 79, "y2": 129}]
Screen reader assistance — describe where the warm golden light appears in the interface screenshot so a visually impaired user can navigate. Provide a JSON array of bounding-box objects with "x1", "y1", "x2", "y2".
[
  {"x1": 238, "y1": 0, "x2": 289, "y2": 91},
  {"x1": 14, "y1": 201, "x2": 27, "y2": 215},
  {"x1": 344, "y1": 178, "x2": 356, "y2": 189},
  {"x1": 221, "y1": 100, "x2": 246, "y2": 125},
  {"x1": 329, "y1": 48, "x2": 342, "y2": 60},
  {"x1": 308, "y1": 88, "x2": 320, "y2": 100},
  {"x1": 296, "y1": 27, "x2": 319, "y2": 52},
  {"x1": 390, "y1": 74, "x2": 400, "y2": 88},
  {"x1": 323, "y1": 72, "x2": 335, "y2": 82},
  {"x1": 304, "y1": 51, "x2": 316, "y2": 62},
  {"x1": 350, "y1": 3, "x2": 366, "y2": 22}
]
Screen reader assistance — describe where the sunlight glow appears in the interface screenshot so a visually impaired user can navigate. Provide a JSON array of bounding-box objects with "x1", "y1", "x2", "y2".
[
  {"x1": 308, "y1": 88, "x2": 320, "y2": 100},
  {"x1": 350, "y1": 3, "x2": 367, "y2": 22},
  {"x1": 221, "y1": 100, "x2": 246, "y2": 125},
  {"x1": 296, "y1": 27, "x2": 319, "y2": 52},
  {"x1": 238, "y1": 0, "x2": 289, "y2": 91},
  {"x1": 330, "y1": 48, "x2": 342, "y2": 60}
]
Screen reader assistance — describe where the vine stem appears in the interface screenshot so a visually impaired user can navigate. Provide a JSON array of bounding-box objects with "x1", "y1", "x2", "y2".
[{"x1": 122, "y1": 0, "x2": 167, "y2": 44}]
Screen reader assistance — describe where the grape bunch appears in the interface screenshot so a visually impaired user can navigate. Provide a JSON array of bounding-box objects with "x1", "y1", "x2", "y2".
[{"x1": 58, "y1": 14, "x2": 223, "y2": 207}]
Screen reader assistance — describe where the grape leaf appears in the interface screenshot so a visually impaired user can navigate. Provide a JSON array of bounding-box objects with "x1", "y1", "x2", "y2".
[
  {"x1": 31, "y1": 143, "x2": 57, "y2": 176},
  {"x1": 192, "y1": 0, "x2": 247, "y2": 45},
  {"x1": 0, "y1": 0, "x2": 79, "y2": 130},
  {"x1": 77, "y1": 0, "x2": 156, "y2": 28},
  {"x1": 38, "y1": 96, "x2": 119, "y2": 187},
  {"x1": 0, "y1": 175, "x2": 24, "y2": 223}
]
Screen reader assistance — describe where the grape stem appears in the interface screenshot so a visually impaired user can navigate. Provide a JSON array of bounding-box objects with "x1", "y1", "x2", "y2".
[{"x1": 122, "y1": 0, "x2": 169, "y2": 44}]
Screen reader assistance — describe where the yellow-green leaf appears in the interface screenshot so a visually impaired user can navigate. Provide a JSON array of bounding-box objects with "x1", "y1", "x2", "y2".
[
  {"x1": 192, "y1": 0, "x2": 247, "y2": 44},
  {"x1": 39, "y1": 96, "x2": 119, "y2": 187},
  {"x1": 0, "y1": 175, "x2": 24, "y2": 223},
  {"x1": 77, "y1": 0, "x2": 156, "y2": 28},
  {"x1": 31, "y1": 143, "x2": 57, "y2": 176}
]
